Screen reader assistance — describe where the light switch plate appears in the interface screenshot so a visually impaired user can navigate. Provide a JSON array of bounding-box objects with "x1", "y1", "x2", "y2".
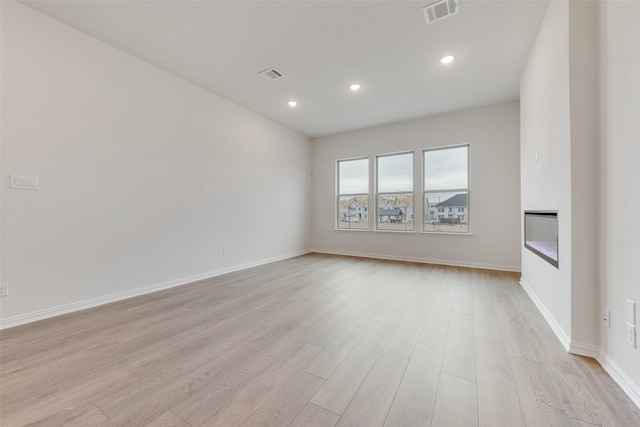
[
  {"x1": 11, "y1": 175, "x2": 39, "y2": 190},
  {"x1": 626, "y1": 299, "x2": 636, "y2": 325}
]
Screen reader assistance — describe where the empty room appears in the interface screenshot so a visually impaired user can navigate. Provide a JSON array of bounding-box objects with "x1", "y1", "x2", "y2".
[{"x1": 1, "y1": 0, "x2": 639, "y2": 426}]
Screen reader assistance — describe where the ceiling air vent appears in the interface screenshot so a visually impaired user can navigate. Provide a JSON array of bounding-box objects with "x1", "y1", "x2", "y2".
[
  {"x1": 258, "y1": 68, "x2": 283, "y2": 81},
  {"x1": 423, "y1": 0, "x2": 459, "y2": 25}
]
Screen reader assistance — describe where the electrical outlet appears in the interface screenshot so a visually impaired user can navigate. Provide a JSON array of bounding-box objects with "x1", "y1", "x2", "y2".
[
  {"x1": 0, "y1": 282, "x2": 8, "y2": 297},
  {"x1": 627, "y1": 323, "x2": 637, "y2": 348},
  {"x1": 603, "y1": 308, "x2": 610, "y2": 328}
]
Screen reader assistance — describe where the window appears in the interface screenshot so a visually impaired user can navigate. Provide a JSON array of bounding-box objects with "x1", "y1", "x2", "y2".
[
  {"x1": 424, "y1": 145, "x2": 469, "y2": 233},
  {"x1": 377, "y1": 152, "x2": 414, "y2": 231},
  {"x1": 337, "y1": 158, "x2": 369, "y2": 229}
]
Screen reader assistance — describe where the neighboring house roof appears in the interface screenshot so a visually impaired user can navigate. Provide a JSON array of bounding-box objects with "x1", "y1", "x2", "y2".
[
  {"x1": 341, "y1": 196, "x2": 368, "y2": 209},
  {"x1": 437, "y1": 193, "x2": 467, "y2": 207},
  {"x1": 379, "y1": 208, "x2": 402, "y2": 216},
  {"x1": 351, "y1": 199, "x2": 368, "y2": 208},
  {"x1": 340, "y1": 196, "x2": 369, "y2": 208}
]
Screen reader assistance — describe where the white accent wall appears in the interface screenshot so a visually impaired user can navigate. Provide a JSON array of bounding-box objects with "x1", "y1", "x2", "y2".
[
  {"x1": 599, "y1": 0, "x2": 640, "y2": 405},
  {"x1": 520, "y1": 0, "x2": 600, "y2": 352},
  {"x1": 311, "y1": 102, "x2": 521, "y2": 272},
  {"x1": 520, "y1": 0, "x2": 573, "y2": 342},
  {"x1": 0, "y1": 1, "x2": 311, "y2": 326},
  {"x1": 521, "y1": 0, "x2": 640, "y2": 407}
]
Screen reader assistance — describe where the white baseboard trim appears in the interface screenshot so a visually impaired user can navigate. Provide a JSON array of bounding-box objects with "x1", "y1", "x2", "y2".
[
  {"x1": 0, "y1": 250, "x2": 311, "y2": 330},
  {"x1": 572, "y1": 341, "x2": 640, "y2": 410},
  {"x1": 519, "y1": 278, "x2": 571, "y2": 351},
  {"x1": 519, "y1": 281, "x2": 640, "y2": 411},
  {"x1": 568, "y1": 340, "x2": 600, "y2": 359},
  {"x1": 596, "y1": 351, "x2": 640, "y2": 410},
  {"x1": 311, "y1": 249, "x2": 521, "y2": 272}
]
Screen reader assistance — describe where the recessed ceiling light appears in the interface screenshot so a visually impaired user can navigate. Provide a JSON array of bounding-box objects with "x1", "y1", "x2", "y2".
[
  {"x1": 440, "y1": 55, "x2": 455, "y2": 64},
  {"x1": 349, "y1": 83, "x2": 361, "y2": 91},
  {"x1": 288, "y1": 100, "x2": 298, "y2": 107}
]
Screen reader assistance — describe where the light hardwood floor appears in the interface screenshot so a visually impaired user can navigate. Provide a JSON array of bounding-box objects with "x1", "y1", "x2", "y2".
[{"x1": 1, "y1": 254, "x2": 639, "y2": 426}]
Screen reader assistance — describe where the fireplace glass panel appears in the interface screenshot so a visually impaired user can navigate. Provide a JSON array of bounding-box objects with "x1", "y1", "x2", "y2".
[{"x1": 524, "y1": 211, "x2": 558, "y2": 268}]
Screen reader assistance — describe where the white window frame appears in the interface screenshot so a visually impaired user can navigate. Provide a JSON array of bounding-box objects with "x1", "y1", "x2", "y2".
[
  {"x1": 423, "y1": 144, "x2": 470, "y2": 234},
  {"x1": 375, "y1": 151, "x2": 415, "y2": 232},
  {"x1": 336, "y1": 157, "x2": 370, "y2": 231}
]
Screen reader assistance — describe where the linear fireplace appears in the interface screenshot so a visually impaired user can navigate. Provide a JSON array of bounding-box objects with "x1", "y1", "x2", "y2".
[{"x1": 524, "y1": 211, "x2": 558, "y2": 268}]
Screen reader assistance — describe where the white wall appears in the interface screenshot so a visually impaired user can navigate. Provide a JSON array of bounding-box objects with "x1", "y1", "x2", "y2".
[
  {"x1": 567, "y1": 0, "x2": 599, "y2": 351},
  {"x1": 311, "y1": 102, "x2": 521, "y2": 271},
  {"x1": 520, "y1": 0, "x2": 573, "y2": 342},
  {"x1": 520, "y1": 0, "x2": 600, "y2": 351},
  {"x1": 0, "y1": 1, "x2": 311, "y2": 326},
  {"x1": 599, "y1": 0, "x2": 640, "y2": 404},
  {"x1": 521, "y1": 0, "x2": 640, "y2": 407}
]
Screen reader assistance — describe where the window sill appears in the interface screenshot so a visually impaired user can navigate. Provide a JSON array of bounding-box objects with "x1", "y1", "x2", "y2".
[
  {"x1": 420, "y1": 231, "x2": 474, "y2": 236},
  {"x1": 332, "y1": 229, "x2": 474, "y2": 236},
  {"x1": 374, "y1": 229, "x2": 417, "y2": 234}
]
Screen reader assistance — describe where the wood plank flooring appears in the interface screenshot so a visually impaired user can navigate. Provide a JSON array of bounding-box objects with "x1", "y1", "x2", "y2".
[{"x1": 1, "y1": 253, "x2": 639, "y2": 426}]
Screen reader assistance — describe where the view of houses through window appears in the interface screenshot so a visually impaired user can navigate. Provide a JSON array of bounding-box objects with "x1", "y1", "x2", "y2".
[
  {"x1": 424, "y1": 145, "x2": 469, "y2": 233},
  {"x1": 337, "y1": 146, "x2": 469, "y2": 233},
  {"x1": 337, "y1": 158, "x2": 369, "y2": 229},
  {"x1": 377, "y1": 152, "x2": 414, "y2": 231}
]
